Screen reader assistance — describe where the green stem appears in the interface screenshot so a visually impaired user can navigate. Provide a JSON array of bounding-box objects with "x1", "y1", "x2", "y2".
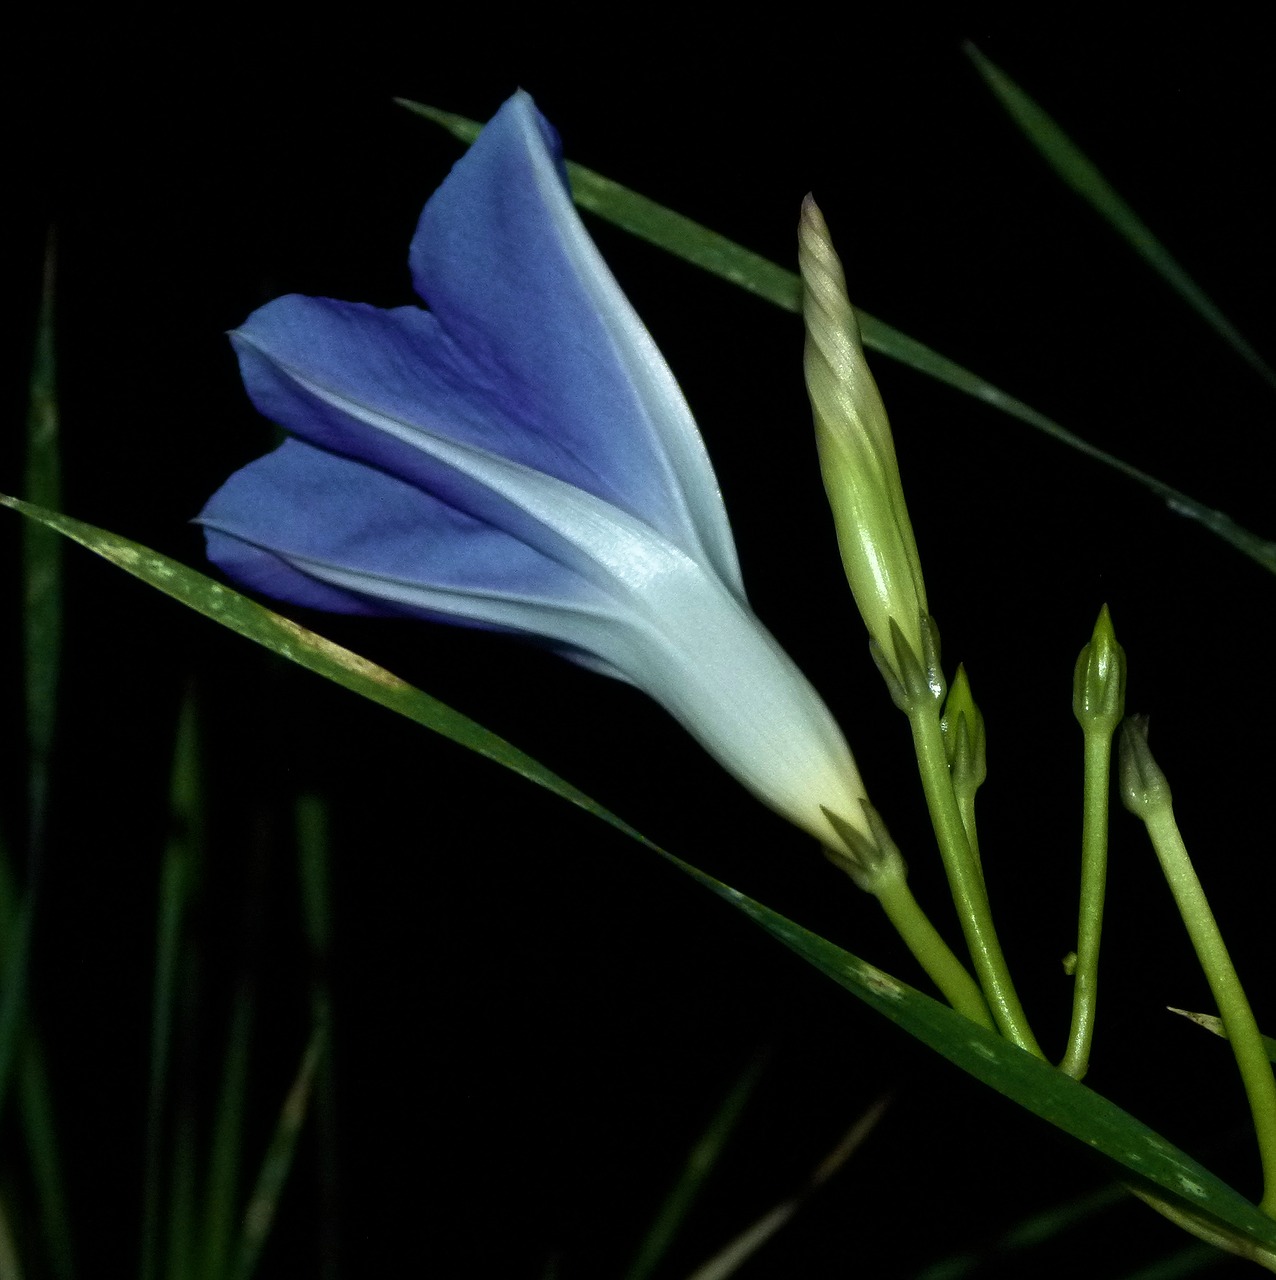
[
  {"x1": 1142, "y1": 803, "x2": 1276, "y2": 1217},
  {"x1": 874, "y1": 868, "x2": 996, "y2": 1031},
  {"x1": 1060, "y1": 730, "x2": 1112, "y2": 1079},
  {"x1": 908, "y1": 704, "x2": 1043, "y2": 1056}
]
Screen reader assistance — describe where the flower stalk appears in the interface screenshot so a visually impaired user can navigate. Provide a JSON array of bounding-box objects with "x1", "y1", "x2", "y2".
[
  {"x1": 1120, "y1": 717, "x2": 1276, "y2": 1215},
  {"x1": 824, "y1": 806, "x2": 994, "y2": 1029},
  {"x1": 1061, "y1": 605, "x2": 1125, "y2": 1080},
  {"x1": 898, "y1": 627, "x2": 1042, "y2": 1057}
]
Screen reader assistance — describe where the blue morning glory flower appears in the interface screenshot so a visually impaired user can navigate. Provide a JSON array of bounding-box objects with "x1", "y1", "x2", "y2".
[{"x1": 199, "y1": 91, "x2": 868, "y2": 847}]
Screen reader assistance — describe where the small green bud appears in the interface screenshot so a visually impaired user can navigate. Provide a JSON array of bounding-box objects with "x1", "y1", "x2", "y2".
[
  {"x1": 799, "y1": 196, "x2": 928, "y2": 684},
  {"x1": 1074, "y1": 605, "x2": 1126, "y2": 736},
  {"x1": 821, "y1": 801, "x2": 907, "y2": 895},
  {"x1": 1119, "y1": 715, "x2": 1172, "y2": 816},
  {"x1": 941, "y1": 664, "x2": 986, "y2": 793}
]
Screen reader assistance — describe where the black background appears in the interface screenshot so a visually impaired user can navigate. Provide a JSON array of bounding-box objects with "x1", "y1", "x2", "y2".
[{"x1": 7, "y1": 10, "x2": 1276, "y2": 1278}]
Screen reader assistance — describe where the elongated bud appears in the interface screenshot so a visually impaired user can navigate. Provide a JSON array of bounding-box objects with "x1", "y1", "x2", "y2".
[
  {"x1": 1074, "y1": 605, "x2": 1126, "y2": 736},
  {"x1": 1119, "y1": 715, "x2": 1172, "y2": 816},
  {"x1": 799, "y1": 197, "x2": 928, "y2": 683}
]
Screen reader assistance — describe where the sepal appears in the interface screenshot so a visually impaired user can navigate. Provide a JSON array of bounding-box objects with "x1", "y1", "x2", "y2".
[
  {"x1": 822, "y1": 801, "x2": 908, "y2": 894},
  {"x1": 1119, "y1": 715, "x2": 1172, "y2": 816}
]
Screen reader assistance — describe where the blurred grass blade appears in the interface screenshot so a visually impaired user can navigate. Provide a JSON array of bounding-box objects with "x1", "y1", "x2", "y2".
[
  {"x1": 4, "y1": 497, "x2": 1276, "y2": 1261},
  {"x1": 1169, "y1": 1008, "x2": 1276, "y2": 1062},
  {"x1": 2, "y1": 230, "x2": 62, "y2": 1128},
  {"x1": 0, "y1": 497, "x2": 655, "y2": 850},
  {"x1": 0, "y1": 1195, "x2": 23, "y2": 1280},
  {"x1": 1117, "y1": 1241, "x2": 1224, "y2": 1279},
  {"x1": 232, "y1": 1020, "x2": 327, "y2": 1280},
  {"x1": 165, "y1": 1101, "x2": 199, "y2": 1280},
  {"x1": 202, "y1": 987, "x2": 253, "y2": 1280},
  {"x1": 25, "y1": 229, "x2": 63, "y2": 846},
  {"x1": 914, "y1": 1184, "x2": 1126, "y2": 1278},
  {"x1": 684, "y1": 1094, "x2": 891, "y2": 1280},
  {"x1": 624, "y1": 1058, "x2": 764, "y2": 1280},
  {"x1": 295, "y1": 795, "x2": 339, "y2": 1280},
  {"x1": 141, "y1": 695, "x2": 203, "y2": 1280},
  {"x1": 399, "y1": 102, "x2": 1276, "y2": 577},
  {"x1": 964, "y1": 44, "x2": 1276, "y2": 393},
  {"x1": 0, "y1": 891, "x2": 33, "y2": 1125},
  {"x1": 17, "y1": 1042, "x2": 75, "y2": 1280},
  {"x1": 0, "y1": 839, "x2": 74, "y2": 1279}
]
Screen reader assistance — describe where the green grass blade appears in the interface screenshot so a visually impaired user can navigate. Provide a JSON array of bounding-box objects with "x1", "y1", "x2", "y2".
[
  {"x1": 201, "y1": 988, "x2": 253, "y2": 1280},
  {"x1": 2, "y1": 230, "x2": 62, "y2": 1129},
  {"x1": 0, "y1": 497, "x2": 654, "y2": 849},
  {"x1": 24, "y1": 230, "x2": 63, "y2": 846},
  {"x1": 0, "y1": 1195, "x2": 24, "y2": 1280},
  {"x1": 0, "y1": 837, "x2": 74, "y2": 1279},
  {"x1": 0, "y1": 843, "x2": 34, "y2": 1140},
  {"x1": 294, "y1": 795, "x2": 339, "y2": 1280},
  {"x1": 141, "y1": 695, "x2": 202, "y2": 1280},
  {"x1": 397, "y1": 102, "x2": 1276, "y2": 577},
  {"x1": 165, "y1": 1101, "x2": 199, "y2": 1280},
  {"x1": 17, "y1": 1040, "x2": 75, "y2": 1280},
  {"x1": 3, "y1": 496, "x2": 1273, "y2": 1259},
  {"x1": 623, "y1": 1058, "x2": 763, "y2": 1280},
  {"x1": 231, "y1": 1020, "x2": 327, "y2": 1280},
  {"x1": 1116, "y1": 1242, "x2": 1224, "y2": 1279},
  {"x1": 914, "y1": 1184, "x2": 1126, "y2": 1278},
  {"x1": 964, "y1": 44, "x2": 1276, "y2": 393},
  {"x1": 684, "y1": 1095, "x2": 891, "y2": 1280}
]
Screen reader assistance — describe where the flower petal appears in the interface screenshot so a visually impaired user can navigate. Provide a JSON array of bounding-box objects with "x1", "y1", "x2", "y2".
[
  {"x1": 406, "y1": 90, "x2": 743, "y2": 593},
  {"x1": 200, "y1": 437, "x2": 634, "y2": 665}
]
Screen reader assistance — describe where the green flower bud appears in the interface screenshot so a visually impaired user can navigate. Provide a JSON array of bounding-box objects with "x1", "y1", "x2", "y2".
[
  {"x1": 799, "y1": 197, "x2": 928, "y2": 682},
  {"x1": 1074, "y1": 605, "x2": 1126, "y2": 736},
  {"x1": 941, "y1": 664, "x2": 986, "y2": 793}
]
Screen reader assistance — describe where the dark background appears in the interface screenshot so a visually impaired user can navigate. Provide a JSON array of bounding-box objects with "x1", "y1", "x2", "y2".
[{"x1": 7, "y1": 11, "x2": 1276, "y2": 1277}]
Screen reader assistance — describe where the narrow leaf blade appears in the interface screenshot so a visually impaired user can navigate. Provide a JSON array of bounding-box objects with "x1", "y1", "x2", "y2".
[
  {"x1": 964, "y1": 43, "x2": 1276, "y2": 392},
  {"x1": 6, "y1": 495, "x2": 1274, "y2": 1260},
  {"x1": 0, "y1": 496, "x2": 653, "y2": 852}
]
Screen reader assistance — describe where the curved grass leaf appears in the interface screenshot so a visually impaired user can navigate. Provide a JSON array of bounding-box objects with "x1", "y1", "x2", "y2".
[
  {"x1": 963, "y1": 43, "x2": 1276, "y2": 393},
  {"x1": 684, "y1": 1094, "x2": 891, "y2": 1280},
  {"x1": 399, "y1": 100, "x2": 1276, "y2": 577},
  {"x1": 624, "y1": 1058, "x2": 763, "y2": 1280},
  {"x1": 0, "y1": 495, "x2": 649, "y2": 850},
  {"x1": 5, "y1": 494, "x2": 1276, "y2": 1263},
  {"x1": 231, "y1": 1020, "x2": 327, "y2": 1280}
]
